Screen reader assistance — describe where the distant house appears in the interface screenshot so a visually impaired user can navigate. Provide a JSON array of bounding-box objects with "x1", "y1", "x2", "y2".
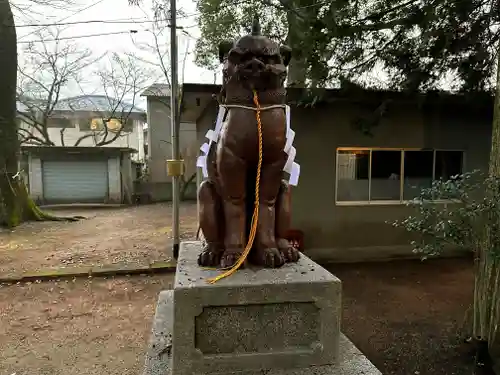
[
  {"x1": 180, "y1": 83, "x2": 492, "y2": 262},
  {"x1": 140, "y1": 84, "x2": 198, "y2": 202},
  {"x1": 17, "y1": 95, "x2": 147, "y2": 204}
]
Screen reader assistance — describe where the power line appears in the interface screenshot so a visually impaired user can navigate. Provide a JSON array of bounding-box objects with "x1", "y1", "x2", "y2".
[
  {"x1": 16, "y1": 17, "x2": 167, "y2": 28},
  {"x1": 18, "y1": 0, "x2": 107, "y2": 40},
  {"x1": 18, "y1": 25, "x2": 192, "y2": 44},
  {"x1": 15, "y1": 17, "x2": 184, "y2": 30},
  {"x1": 16, "y1": 0, "x2": 333, "y2": 30},
  {"x1": 18, "y1": 30, "x2": 142, "y2": 44},
  {"x1": 16, "y1": 0, "x2": 334, "y2": 44}
]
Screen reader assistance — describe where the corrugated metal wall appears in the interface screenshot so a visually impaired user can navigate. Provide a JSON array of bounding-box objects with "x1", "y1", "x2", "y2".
[{"x1": 42, "y1": 160, "x2": 109, "y2": 202}]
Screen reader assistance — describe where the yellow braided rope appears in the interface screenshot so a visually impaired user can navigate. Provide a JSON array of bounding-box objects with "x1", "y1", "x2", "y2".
[{"x1": 207, "y1": 90, "x2": 263, "y2": 284}]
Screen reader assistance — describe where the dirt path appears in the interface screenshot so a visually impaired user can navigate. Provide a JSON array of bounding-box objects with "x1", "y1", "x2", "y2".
[
  {"x1": 330, "y1": 257, "x2": 474, "y2": 375},
  {"x1": 0, "y1": 203, "x2": 198, "y2": 275},
  {"x1": 0, "y1": 257, "x2": 474, "y2": 375},
  {"x1": 0, "y1": 274, "x2": 174, "y2": 375}
]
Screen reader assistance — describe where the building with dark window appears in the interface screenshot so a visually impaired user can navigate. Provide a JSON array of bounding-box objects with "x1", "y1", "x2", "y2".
[{"x1": 180, "y1": 84, "x2": 491, "y2": 262}]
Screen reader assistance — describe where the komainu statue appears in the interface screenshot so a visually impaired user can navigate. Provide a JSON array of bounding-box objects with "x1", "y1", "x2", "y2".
[{"x1": 196, "y1": 15, "x2": 301, "y2": 280}]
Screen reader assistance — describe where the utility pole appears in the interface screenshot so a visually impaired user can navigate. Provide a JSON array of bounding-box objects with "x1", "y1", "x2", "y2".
[{"x1": 167, "y1": 0, "x2": 182, "y2": 259}]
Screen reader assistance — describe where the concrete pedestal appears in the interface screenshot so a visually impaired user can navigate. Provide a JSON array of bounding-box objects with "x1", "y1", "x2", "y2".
[{"x1": 142, "y1": 241, "x2": 382, "y2": 375}]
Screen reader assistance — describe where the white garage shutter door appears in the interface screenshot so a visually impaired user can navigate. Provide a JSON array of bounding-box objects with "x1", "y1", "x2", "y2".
[{"x1": 42, "y1": 160, "x2": 109, "y2": 202}]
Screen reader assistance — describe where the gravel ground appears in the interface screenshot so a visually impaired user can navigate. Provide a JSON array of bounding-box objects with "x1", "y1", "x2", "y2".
[
  {"x1": 330, "y1": 257, "x2": 475, "y2": 375},
  {"x1": 0, "y1": 202, "x2": 198, "y2": 275},
  {"x1": 0, "y1": 274, "x2": 174, "y2": 375},
  {"x1": 0, "y1": 257, "x2": 474, "y2": 375}
]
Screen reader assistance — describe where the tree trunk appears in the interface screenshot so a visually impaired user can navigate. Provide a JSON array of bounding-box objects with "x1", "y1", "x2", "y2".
[
  {"x1": 285, "y1": 11, "x2": 307, "y2": 87},
  {"x1": 489, "y1": 53, "x2": 500, "y2": 177},
  {"x1": 179, "y1": 172, "x2": 196, "y2": 201},
  {"x1": 0, "y1": 0, "x2": 82, "y2": 227},
  {"x1": 0, "y1": 0, "x2": 22, "y2": 227},
  {"x1": 471, "y1": 45, "x2": 500, "y2": 374}
]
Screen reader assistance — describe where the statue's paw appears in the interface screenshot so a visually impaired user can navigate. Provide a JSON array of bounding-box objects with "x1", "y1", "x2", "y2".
[
  {"x1": 220, "y1": 248, "x2": 245, "y2": 269},
  {"x1": 252, "y1": 247, "x2": 285, "y2": 268},
  {"x1": 280, "y1": 246, "x2": 300, "y2": 263},
  {"x1": 277, "y1": 238, "x2": 300, "y2": 263},
  {"x1": 197, "y1": 244, "x2": 223, "y2": 267}
]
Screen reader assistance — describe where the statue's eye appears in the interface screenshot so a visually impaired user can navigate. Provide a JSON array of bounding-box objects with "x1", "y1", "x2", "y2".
[
  {"x1": 241, "y1": 52, "x2": 253, "y2": 62},
  {"x1": 260, "y1": 55, "x2": 270, "y2": 64},
  {"x1": 228, "y1": 51, "x2": 241, "y2": 63}
]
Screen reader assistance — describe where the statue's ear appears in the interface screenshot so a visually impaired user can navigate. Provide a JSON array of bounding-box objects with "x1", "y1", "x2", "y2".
[
  {"x1": 218, "y1": 40, "x2": 234, "y2": 63},
  {"x1": 280, "y1": 45, "x2": 292, "y2": 66}
]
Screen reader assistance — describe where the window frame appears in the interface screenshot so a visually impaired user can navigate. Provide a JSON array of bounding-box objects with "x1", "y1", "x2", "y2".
[
  {"x1": 334, "y1": 147, "x2": 466, "y2": 206},
  {"x1": 46, "y1": 117, "x2": 75, "y2": 129}
]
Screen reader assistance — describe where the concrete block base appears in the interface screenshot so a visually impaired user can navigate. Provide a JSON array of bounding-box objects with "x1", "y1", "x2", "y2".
[
  {"x1": 171, "y1": 242, "x2": 342, "y2": 375},
  {"x1": 143, "y1": 290, "x2": 382, "y2": 375}
]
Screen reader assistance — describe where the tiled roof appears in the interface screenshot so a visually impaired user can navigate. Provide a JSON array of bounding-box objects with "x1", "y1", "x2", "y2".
[
  {"x1": 141, "y1": 83, "x2": 170, "y2": 97},
  {"x1": 17, "y1": 95, "x2": 145, "y2": 114}
]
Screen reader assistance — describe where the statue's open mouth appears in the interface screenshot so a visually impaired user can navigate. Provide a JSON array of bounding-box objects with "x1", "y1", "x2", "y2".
[
  {"x1": 240, "y1": 68, "x2": 263, "y2": 79},
  {"x1": 239, "y1": 65, "x2": 286, "y2": 80},
  {"x1": 239, "y1": 59, "x2": 265, "y2": 78}
]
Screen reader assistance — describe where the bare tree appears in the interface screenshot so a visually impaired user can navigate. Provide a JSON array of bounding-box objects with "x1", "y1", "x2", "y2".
[
  {"x1": 1, "y1": 0, "x2": 86, "y2": 227},
  {"x1": 128, "y1": 1, "x2": 196, "y2": 198},
  {"x1": 17, "y1": 27, "x2": 103, "y2": 146},
  {"x1": 17, "y1": 27, "x2": 150, "y2": 148},
  {"x1": 179, "y1": 141, "x2": 200, "y2": 199},
  {"x1": 127, "y1": 0, "x2": 191, "y2": 88},
  {"x1": 11, "y1": 0, "x2": 80, "y2": 23}
]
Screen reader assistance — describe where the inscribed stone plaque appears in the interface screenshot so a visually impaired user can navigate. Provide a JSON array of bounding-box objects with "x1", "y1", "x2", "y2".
[{"x1": 195, "y1": 302, "x2": 320, "y2": 354}]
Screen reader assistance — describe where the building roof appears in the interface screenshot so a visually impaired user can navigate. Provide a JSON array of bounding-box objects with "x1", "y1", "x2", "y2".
[
  {"x1": 17, "y1": 95, "x2": 145, "y2": 114},
  {"x1": 180, "y1": 83, "x2": 494, "y2": 110},
  {"x1": 141, "y1": 83, "x2": 170, "y2": 97},
  {"x1": 21, "y1": 145, "x2": 138, "y2": 154},
  {"x1": 16, "y1": 98, "x2": 41, "y2": 113},
  {"x1": 55, "y1": 95, "x2": 145, "y2": 113}
]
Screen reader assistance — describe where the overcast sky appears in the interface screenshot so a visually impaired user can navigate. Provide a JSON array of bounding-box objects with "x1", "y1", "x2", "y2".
[{"x1": 13, "y1": 0, "x2": 220, "y2": 108}]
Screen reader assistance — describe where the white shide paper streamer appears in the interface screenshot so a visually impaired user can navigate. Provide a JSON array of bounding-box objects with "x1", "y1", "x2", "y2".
[{"x1": 196, "y1": 105, "x2": 300, "y2": 186}]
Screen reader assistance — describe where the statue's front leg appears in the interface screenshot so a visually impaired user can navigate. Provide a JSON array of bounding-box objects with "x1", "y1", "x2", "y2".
[
  {"x1": 250, "y1": 160, "x2": 285, "y2": 268},
  {"x1": 217, "y1": 146, "x2": 247, "y2": 269},
  {"x1": 275, "y1": 180, "x2": 300, "y2": 263},
  {"x1": 197, "y1": 180, "x2": 225, "y2": 267}
]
